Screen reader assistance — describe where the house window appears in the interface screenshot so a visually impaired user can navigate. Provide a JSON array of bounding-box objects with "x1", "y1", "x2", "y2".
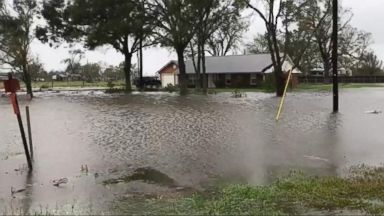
[{"x1": 250, "y1": 74, "x2": 257, "y2": 86}]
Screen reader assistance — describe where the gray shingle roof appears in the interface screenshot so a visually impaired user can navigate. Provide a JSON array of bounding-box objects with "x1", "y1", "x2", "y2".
[{"x1": 185, "y1": 54, "x2": 273, "y2": 74}]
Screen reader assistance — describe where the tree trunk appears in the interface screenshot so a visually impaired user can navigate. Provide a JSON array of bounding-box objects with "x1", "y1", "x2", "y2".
[
  {"x1": 196, "y1": 43, "x2": 201, "y2": 91},
  {"x1": 323, "y1": 57, "x2": 331, "y2": 83},
  {"x1": 274, "y1": 67, "x2": 285, "y2": 97},
  {"x1": 190, "y1": 42, "x2": 201, "y2": 91},
  {"x1": 177, "y1": 49, "x2": 188, "y2": 95},
  {"x1": 201, "y1": 43, "x2": 208, "y2": 95},
  {"x1": 124, "y1": 53, "x2": 133, "y2": 92},
  {"x1": 22, "y1": 63, "x2": 33, "y2": 98}
]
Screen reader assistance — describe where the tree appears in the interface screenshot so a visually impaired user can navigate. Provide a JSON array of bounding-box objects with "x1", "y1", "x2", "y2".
[
  {"x1": 191, "y1": 0, "x2": 244, "y2": 93},
  {"x1": 80, "y1": 63, "x2": 101, "y2": 82},
  {"x1": 206, "y1": 12, "x2": 248, "y2": 56},
  {"x1": 38, "y1": 0, "x2": 154, "y2": 92},
  {"x1": 28, "y1": 58, "x2": 48, "y2": 81},
  {"x1": 0, "y1": 0, "x2": 38, "y2": 97},
  {"x1": 339, "y1": 25, "x2": 372, "y2": 70},
  {"x1": 62, "y1": 49, "x2": 84, "y2": 75},
  {"x1": 103, "y1": 65, "x2": 125, "y2": 81},
  {"x1": 244, "y1": 0, "x2": 289, "y2": 96},
  {"x1": 354, "y1": 52, "x2": 383, "y2": 75},
  {"x1": 246, "y1": 33, "x2": 269, "y2": 54},
  {"x1": 148, "y1": 0, "x2": 199, "y2": 95}
]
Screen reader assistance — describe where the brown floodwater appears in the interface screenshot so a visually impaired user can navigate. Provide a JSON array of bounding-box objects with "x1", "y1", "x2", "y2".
[{"x1": 0, "y1": 89, "x2": 384, "y2": 214}]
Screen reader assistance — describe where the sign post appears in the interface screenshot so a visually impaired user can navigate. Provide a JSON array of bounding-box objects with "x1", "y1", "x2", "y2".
[{"x1": 4, "y1": 73, "x2": 33, "y2": 170}]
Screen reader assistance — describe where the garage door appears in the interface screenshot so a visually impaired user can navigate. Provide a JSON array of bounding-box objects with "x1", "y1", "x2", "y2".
[{"x1": 162, "y1": 74, "x2": 175, "y2": 88}]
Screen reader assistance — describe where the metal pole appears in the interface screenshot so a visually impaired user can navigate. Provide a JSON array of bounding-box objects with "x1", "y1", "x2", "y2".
[
  {"x1": 26, "y1": 106, "x2": 33, "y2": 159},
  {"x1": 15, "y1": 95, "x2": 33, "y2": 170},
  {"x1": 332, "y1": 0, "x2": 339, "y2": 112}
]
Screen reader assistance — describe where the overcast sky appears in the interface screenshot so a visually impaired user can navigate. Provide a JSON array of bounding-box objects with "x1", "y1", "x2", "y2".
[{"x1": 30, "y1": 0, "x2": 384, "y2": 76}]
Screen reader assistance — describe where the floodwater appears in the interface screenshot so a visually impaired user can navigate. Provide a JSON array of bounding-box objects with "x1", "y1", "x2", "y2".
[{"x1": 0, "y1": 89, "x2": 384, "y2": 214}]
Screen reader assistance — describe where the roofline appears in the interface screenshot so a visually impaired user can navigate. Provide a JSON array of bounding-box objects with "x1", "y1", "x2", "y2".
[{"x1": 156, "y1": 60, "x2": 178, "y2": 74}]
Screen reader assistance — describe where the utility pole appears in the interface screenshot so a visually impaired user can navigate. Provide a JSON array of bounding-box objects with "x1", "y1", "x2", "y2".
[
  {"x1": 332, "y1": 0, "x2": 339, "y2": 112},
  {"x1": 139, "y1": 37, "x2": 143, "y2": 90}
]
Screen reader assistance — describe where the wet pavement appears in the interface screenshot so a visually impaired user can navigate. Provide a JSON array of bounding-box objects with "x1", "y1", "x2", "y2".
[{"x1": 0, "y1": 89, "x2": 384, "y2": 214}]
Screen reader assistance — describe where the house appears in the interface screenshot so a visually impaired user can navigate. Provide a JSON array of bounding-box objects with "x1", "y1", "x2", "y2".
[
  {"x1": 51, "y1": 72, "x2": 68, "y2": 81},
  {"x1": 158, "y1": 54, "x2": 301, "y2": 88},
  {"x1": 157, "y1": 60, "x2": 179, "y2": 88}
]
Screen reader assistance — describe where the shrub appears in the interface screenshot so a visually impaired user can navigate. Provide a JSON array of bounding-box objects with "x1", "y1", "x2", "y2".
[
  {"x1": 262, "y1": 74, "x2": 276, "y2": 93},
  {"x1": 105, "y1": 88, "x2": 125, "y2": 94},
  {"x1": 40, "y1": 84, "x2": 50, "y2": 89},
  {"x1": 107, "y1": 80, "x2": 115, "y2": 89},
  {"x1": 232, "y1": 89, "x2": 246, "y2": 98},
  {"x1": 164, "y1": 84, "x2": 178, "y2": 93}
]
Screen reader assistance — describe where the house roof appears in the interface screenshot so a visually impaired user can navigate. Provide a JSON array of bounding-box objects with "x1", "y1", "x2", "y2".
[
  {"x1": 185, "y1": 54, "x2": 275, "y2": 74},
  {"x1": 156, "y1": 60, "x2": 178, "y2": 74}
]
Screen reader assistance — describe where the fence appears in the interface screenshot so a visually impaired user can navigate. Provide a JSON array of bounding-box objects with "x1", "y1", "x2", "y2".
[{"x1": 299, "y1": 76, "x2": 384, "y2": 83}]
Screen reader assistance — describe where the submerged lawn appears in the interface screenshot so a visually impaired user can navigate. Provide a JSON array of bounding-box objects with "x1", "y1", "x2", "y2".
[
  {"x1": 114, "y1": 166, "x2": 384, "y2": 215},
  {"x1": 295, "y1": 83, "x2": 384, "y2": 92},
  {"x1": 209, "y1": 83, "x2": 384, "y2": 94}
]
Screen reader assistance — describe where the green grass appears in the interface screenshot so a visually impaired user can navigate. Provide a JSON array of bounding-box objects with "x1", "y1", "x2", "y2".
[
  {"x1": 113, "y1": 166, "x2": 384, "y2": 215},
  {"x1": 210, "y1": 83, "x2": 384, "y2": 94},
  {"x1": 295, "y1": 83, "x2": 384, "y2": 92}
]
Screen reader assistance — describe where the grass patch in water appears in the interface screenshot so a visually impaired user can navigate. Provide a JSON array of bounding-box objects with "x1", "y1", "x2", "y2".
[
  {"x1": 113, "y1": 166, "x2": 384, "y2": 215},
  {"x1": 103, "y1": 167, "x2": 178, "y2": 187},
  {"x1": 295, "y1": 83, "x2": 384, "y2": 92}
]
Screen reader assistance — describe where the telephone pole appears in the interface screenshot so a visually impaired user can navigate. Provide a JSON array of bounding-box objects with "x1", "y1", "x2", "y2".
[{"x1": 332, "y1": 0, "x2": 339, "y2": 112}]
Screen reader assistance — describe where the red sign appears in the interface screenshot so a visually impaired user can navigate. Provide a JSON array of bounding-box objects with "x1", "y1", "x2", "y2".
[{"x1": 4, "y1": 78, "x2": 20, "y2": 93}]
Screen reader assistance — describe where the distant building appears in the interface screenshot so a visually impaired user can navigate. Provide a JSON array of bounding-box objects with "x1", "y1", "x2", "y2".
[
  {"x1": 157, "y1": 54, "x2": 301, "y2": 88},
  {"x1": 308, "y1": 67, "x2": 352, "y2": 77}
]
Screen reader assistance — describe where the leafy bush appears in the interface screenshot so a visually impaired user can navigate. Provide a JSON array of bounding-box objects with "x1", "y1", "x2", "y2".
[
  {"x1": 107, "y1": 80, "x2": 115, "y2": 89},
  {"x1": 232, "y1": 89, "x2": 246, "y2": 98},
  {"x1": 40, "y1": 84, "x2": 50, "y2": 89},
  {"x1": 105, "y1": 88, "x2": 125, "y2": 94},
  {"x1": 164, "y1": 84, "x2": 178, "y2": 93},
  {"x1": 262, "y1": 74, "x2": 276, "y2": 93}
]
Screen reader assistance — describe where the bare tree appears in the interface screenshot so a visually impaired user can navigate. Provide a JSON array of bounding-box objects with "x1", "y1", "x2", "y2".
[
  {"x1": 244, "y1": 0, "x2": 287, "y2": 96},
  {"x1": 62, "y1": 49, "x2": 84, "y2": 75},
  {"x1": 0, "y1": 0, "x2": 38, "y2": 97},
  {"x1": 206, "y1": 13, "x2": 247, "y2": 57}
]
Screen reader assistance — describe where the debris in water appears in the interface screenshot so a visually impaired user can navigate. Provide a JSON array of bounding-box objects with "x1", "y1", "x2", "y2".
[
  {"x1": 365, "y1": 110, "x2": 382, "y2": 114},
  {"x1": 11, "y1": 187, "x2": 26, "y2": 195},
  {"x1": 81, "y1": 165, "x2": 89, "y2": 173},
  {"x1": 53, "y1": 178, "x2": 68, "y2": 187},
  {"x1": 304, "y1": 155, "x2": 330, "y2": 163}
]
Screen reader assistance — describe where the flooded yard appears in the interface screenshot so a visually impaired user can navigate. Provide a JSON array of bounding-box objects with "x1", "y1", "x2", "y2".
[{"x1": 1, "y1": 89, "x2": 384, "y2": 214}]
